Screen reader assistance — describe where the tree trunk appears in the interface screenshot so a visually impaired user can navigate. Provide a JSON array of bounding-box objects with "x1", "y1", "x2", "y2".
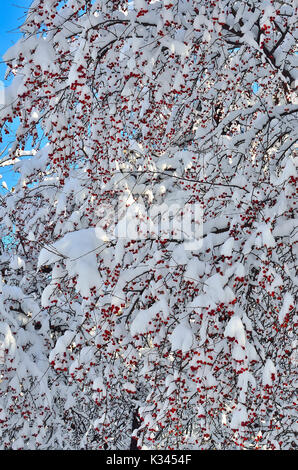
[{"x1": 130, "y1": 408, "x2": 140, "y2": 450}]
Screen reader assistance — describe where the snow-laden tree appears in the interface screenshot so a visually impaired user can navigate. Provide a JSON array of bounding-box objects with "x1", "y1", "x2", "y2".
[{"x1": 0, "y1": 0, "x2": 297, "y2": 450}]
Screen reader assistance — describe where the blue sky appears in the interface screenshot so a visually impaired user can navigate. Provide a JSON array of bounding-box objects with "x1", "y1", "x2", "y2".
[
  {"x1": 0, "y1": 1, "x2": 32, "y2": 192},
  {"x1": 0, "y1": 2, "x2": 30, "y2": 77}
]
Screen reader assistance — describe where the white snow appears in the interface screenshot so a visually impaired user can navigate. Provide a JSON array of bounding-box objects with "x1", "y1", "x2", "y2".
[
  {"x1": 220, "y1": 237, "x2": 234, "y2": 257},
  {"x1": 278, "y1": 292, "x2": 294, "y2": 324},
  {"x1": 169, "y1": 321, "x2": 194, "y2": 353},
  {"x1": 262, "y1": 359, "x2": 277, "y2": 386},
  {"x1": 38, "y1": 227, "x2": 109, "y2": 298},
  {"x1": 224, "y1": 316, "x2": 246, "y2": 346}
]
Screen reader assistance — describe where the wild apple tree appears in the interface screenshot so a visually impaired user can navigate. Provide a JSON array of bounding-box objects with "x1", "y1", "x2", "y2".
[{"x1": 0, "y1": 0, "x2": 297, "y2": 450}]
